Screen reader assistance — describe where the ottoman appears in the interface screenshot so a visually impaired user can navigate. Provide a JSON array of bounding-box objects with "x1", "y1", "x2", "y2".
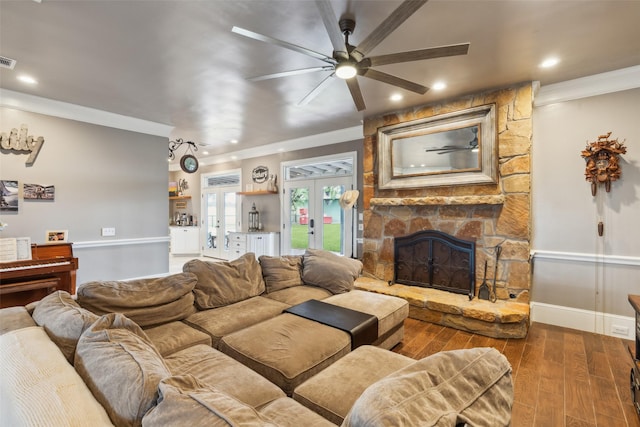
[
  {"x1": 218, "y1": 313, "x2": 351, "y2": 396},
  {"x1": 323, "y1": 289, "x2": 409, "y2": 349},
  {"x1": 292, "y1": 345, "x2": 414, "y2": 425}
]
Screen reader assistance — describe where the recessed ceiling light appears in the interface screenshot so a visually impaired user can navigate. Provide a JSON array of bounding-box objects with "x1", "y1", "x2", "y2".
[
  {"x1": 231, "y1": 155, "x2": 237, "y2": 160},
  {"x1": 17, "y1": 74, "x2": 37, "y2": 85},
  {"x1": 230, "y1": 139, "x2": 238, "y2": 144},
  {"x1": 540, "y1": 57, "x2": 559, "y2": 68},
  {"x1": 390, "y1": 93, "x2": 403, "y2": 102},
  {"x1": 432, "y1": 81, "x2": 446, "y2": 91},
  {"x1": 203, "y1": 151, "x2": 209, "y2": 155}
]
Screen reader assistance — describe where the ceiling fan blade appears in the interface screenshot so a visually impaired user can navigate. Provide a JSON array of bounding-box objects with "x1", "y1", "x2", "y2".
[
  {"x1": 351, "y1": 0, "x2": 429, "y2": 61},
  {"x1": 346, "y1": 78, "x2": 366, "y2": 111},
  {"x1": 315, "y1": 0, "x2": 349, "y2": 60},
  {"x1": 365, "y1": 43, "x2": 470, "y2": 67},
  {"x1": 361, "y1": 68, "x2": 429, "y2": 94},
  {"x1": 232, "y1": 26, "x2": 335, "y2": 64},
  {"x1": 298, "y1": 73, "x2": 336, "y2": 106},
  {"x1": 249, "y1": 66, "x2": 334, "y2": 82}
]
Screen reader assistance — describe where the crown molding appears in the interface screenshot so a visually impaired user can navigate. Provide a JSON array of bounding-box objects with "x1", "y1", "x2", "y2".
[
  {"x1": 0, "y1": 89, "x2": 173, "y2": 137},
  {"x1": 534, "y1": 65, "x2": 640, "y2": 106},
  {"x1": 169, "y1": 125, "x2": 363, "y2": 171}
]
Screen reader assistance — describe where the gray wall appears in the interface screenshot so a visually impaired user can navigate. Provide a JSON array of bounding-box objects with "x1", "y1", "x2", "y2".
[
  {"x1": 0, "y1": 107, "x2": 170, "y2": 285},
  {"x1": 170, "y1": 138, "x2": 363, "y2": 243},
  {"x1": 531, "y1": 88, "x2": 640, "y2": 318}
]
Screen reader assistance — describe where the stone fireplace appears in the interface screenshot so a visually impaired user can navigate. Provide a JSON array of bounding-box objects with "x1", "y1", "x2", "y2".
[{"x1": 355, "y1": 83, "x2": 533, "y2": 338}]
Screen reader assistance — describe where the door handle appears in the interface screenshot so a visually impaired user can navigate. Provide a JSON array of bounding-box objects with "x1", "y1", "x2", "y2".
[{"x1": 308, "y1": 219, "x2": 315, "y2": 234}]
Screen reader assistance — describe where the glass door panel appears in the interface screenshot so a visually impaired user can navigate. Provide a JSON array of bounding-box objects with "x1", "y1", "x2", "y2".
[
  {"x1": 285, "y1": 182, "x2": 311, "y2": 255},
  {"x1": 204, "y1": 193, "x2": 218, "y2": 256},
  {"x1": 282, "y1": 177, "x2": 352, "y2": 256}
]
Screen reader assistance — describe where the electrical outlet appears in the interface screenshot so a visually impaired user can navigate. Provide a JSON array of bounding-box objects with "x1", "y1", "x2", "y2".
[
  {"x1": 611, "y1": 325, "x2": 629, "y2": 337},
  {"x1": 358, "y1": 223, "x2": 364, "y2": 231},
  {"x1": 101, "y1": 227, "x2": 116, "y2": 237}
]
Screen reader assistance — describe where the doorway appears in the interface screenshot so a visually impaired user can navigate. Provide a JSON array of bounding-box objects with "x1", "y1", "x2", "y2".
[
  {"x1": 201, "y1": 170, "x2": 241, "y2": 260},
  {"x1": 281, "y1": 153, "x2": 357, "y2": 256}
]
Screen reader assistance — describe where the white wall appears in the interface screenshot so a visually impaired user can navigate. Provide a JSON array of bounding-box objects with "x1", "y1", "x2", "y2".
[
  {"x1": 0, "y1": 107, "x2": 170, "y2": 284},
  {"x1": 531, "y1": 87, "x2": 640, "y2": 337}
]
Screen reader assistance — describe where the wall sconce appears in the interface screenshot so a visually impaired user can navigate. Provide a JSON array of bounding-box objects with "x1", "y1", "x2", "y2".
[
  {"x1": 169, "y1": 138, "x2": 199, "y2": 173},
  {"x1": 580, "y1": 132, "x2": 627, "y2": 196}
]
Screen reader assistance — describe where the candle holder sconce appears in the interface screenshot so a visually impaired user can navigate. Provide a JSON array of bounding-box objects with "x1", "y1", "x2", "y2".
[{"x1": 581, "y1": 132, "x2": 627, "y2": 196}]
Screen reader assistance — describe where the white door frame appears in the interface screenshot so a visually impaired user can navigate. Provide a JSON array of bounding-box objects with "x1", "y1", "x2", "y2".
[
  {"x1": 280, "y1": 152, "x2": 357, "y2": 256},
  {"x1": 201, "y1": 169, "x2": 241, "y2": 260}
]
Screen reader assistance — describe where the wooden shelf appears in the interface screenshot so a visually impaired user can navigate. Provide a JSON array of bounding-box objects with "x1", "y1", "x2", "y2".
[
  {"x1": 169, "y1": 195, "x2": 191, "y2": 200},
  {"x1": 237, "y1": 190, "x2": 278, "y2": 196}
]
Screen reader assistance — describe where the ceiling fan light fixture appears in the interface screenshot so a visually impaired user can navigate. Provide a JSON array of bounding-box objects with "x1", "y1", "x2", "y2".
[{"x1": 336, "y1": 62, "x2": 357, "y2": 79}]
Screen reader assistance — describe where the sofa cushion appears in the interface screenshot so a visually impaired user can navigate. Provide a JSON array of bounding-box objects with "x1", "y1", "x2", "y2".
[
  {"x1": 342, "y1": 347, "x2": 514, "y2": 427},
  {"x1": 263, "y1": 285, "x2": 332, "y2": 306},
  {"x1": 141, "y1": 375, "x2": 272, "y2": 427},
  {"x1": 77, "y1": 273, "x2": 197, "y2": 327},
  {"x1": 0, "y1": 305, "x2": 37, "y2": 335},
  {"x1": 184, "y1": 254, "x2": 265, "y2": 309},
  {"x1": 258, "y1": 396, "x2": 337, "y2": 427},
  {"x1": 165, "y1": 344, "x2": 285, "y2": 409},
  {"x1": 31, "y1": 290, "x2": 99, "y2": 363},
  {"x1": 302, "y1": 249, "x2": 362, "y2": 294},
  {"x1": 143, "y1": 321, "x2": 212, "y2": 356},
  {"x1": 293, "y1": 345, "x2": 414, "y2": 425},
  {"x1": 184, "y1": 296, "x2": 288, "y2": 348},
  {"x1": 259, "y1": 255, "x2": 304, "y2": 293},
  {"x1": 0, "y1": 326, "x2": 114, "y2": 427},
  {"x1": 75, "y1": 313, "x2": 171, "y2": 427}
]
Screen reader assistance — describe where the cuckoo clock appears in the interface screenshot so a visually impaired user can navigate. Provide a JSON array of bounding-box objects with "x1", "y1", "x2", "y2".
[{"x1": 580, "y1": 132, "x2": 627, "y2": 196}]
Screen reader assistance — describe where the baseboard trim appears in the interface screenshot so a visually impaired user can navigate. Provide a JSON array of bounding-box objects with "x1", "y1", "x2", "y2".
[
  {"x1": 530, "y1": 301, "x2": 634, "y2": 340},
  {"x1": 74, "y1": 236, "x2": 170, "y2": 249}
]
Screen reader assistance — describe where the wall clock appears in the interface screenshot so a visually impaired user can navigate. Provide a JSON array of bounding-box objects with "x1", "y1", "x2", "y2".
[
  {"x1": 580, "y1": 132, "x2": 626, "y2": 196},
  {"x1": 180, "y1": 154, "x2": 199, "y2": 174}
]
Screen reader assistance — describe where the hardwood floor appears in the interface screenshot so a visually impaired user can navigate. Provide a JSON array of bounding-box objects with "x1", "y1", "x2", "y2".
[{"x1": 392, "y1": 318, "x2": 640, "y2": 427}]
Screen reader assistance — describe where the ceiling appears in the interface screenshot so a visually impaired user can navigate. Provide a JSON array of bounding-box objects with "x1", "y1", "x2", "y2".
[{"x1": 1, "y1": 0, "x2": 639, "y2": 164}]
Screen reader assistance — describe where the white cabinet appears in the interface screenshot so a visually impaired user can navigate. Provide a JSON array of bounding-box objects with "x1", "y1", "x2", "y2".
[
  {"x1": 228, "y1": 232, "x2": 247, "y2": 259},
  {"x1": 170, "y1": 227, "x2": 200, "y2": 255},
  {"x1": 228, "y1": 232, "x2": 280, "y2": 260}
]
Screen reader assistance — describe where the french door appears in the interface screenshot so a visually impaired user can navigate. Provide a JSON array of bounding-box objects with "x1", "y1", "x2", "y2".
[
  {"x1": 281, "y1": 153, "x2": 357, "y2": 256},
  {"x1": 201, "y1": 171, "x2": 241, "y2": 260}
]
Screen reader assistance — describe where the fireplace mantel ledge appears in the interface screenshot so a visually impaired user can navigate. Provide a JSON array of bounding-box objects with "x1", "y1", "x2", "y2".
[{"x1": 369, "y1": 195, "x2": 505, "y2": 206}]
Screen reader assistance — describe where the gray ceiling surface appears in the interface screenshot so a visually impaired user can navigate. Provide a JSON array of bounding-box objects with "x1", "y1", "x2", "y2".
[{"x1": 1, "y1": 0, "x2": 639, "y2": 158}]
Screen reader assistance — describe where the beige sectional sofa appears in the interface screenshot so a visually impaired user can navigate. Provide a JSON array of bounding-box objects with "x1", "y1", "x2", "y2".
[{"x1": 0, "y1": 250, "x2": 515, "y2": 426}]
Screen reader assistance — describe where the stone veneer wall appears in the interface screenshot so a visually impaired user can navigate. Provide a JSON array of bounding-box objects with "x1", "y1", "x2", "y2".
[{"x1": 362, "y1": 83, "x2": 533, "y2": 303}]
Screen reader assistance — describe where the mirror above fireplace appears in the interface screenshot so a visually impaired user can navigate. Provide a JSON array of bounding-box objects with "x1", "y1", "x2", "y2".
[{"x1": 378, "y1": 104, "x2": 497, "y2": 189}]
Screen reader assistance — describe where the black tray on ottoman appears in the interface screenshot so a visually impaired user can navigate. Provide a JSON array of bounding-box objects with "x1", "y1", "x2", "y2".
[{"x1": 284, "y1": 299, "x2": 378, "y2": 349}]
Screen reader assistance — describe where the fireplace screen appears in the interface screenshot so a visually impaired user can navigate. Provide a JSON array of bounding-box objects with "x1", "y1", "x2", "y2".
[{"x1": 394, "y1": 230, "x2": 475, "y2": 296}]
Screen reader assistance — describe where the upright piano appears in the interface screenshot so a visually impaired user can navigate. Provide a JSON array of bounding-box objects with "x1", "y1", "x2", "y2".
[{"x1": 0, "y1": 242, "x2": 79, "y2": 308}]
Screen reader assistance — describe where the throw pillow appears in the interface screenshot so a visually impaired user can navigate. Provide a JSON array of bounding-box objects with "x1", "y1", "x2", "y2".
[
  {"x1": 32, "y1": 290, "x2": 99, "y2": 364},
  {"x1": 142, "y1": 375, "x2": 275, "y2": 427},
  {"x1": 184, "y1": 253, "x2": 266, "y2": 309},
  {"x1": 302, "y1": 249, "x2": 363, "y2": 294},
  {"x1": 259, "y1": 255, "x2": 303, "y2": 293},
  {"x1": 75, "y1": 313, "x2": 171, "y2": 427},
  {"x1": 342, "y1": 347, "x2": 514, "y2": 427},
  {"x1": 77, "y1": 273, "x2": 198, "y2": 327}
]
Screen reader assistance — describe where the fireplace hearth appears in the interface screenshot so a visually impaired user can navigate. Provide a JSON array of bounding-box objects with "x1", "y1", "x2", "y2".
[{"x1": 394, "y1": 230, "x2": 475, "y2": 298}]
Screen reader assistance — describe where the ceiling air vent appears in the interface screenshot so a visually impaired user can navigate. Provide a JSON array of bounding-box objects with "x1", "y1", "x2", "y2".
[{"x1": 0, "y1": 56, "x2": 17, "y2": 70}]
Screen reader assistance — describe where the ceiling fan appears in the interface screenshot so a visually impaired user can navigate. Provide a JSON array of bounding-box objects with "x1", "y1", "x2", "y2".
[
  {"x1": 231, "y1": 0, "x2": 470, "y2": 111},
  {"x1": 424, "y1": 127, "x2": 479, "y2": 155}
]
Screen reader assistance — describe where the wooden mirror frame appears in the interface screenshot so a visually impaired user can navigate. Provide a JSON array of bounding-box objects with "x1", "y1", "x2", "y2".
[{"x1": 377, "y1": 104, "x2": 497, "y2": 189}]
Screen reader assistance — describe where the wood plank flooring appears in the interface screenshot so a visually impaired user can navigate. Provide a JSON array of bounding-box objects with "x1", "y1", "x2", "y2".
[{"x1": 392, "y1": 319, "x2": 639, "y2": 427}]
